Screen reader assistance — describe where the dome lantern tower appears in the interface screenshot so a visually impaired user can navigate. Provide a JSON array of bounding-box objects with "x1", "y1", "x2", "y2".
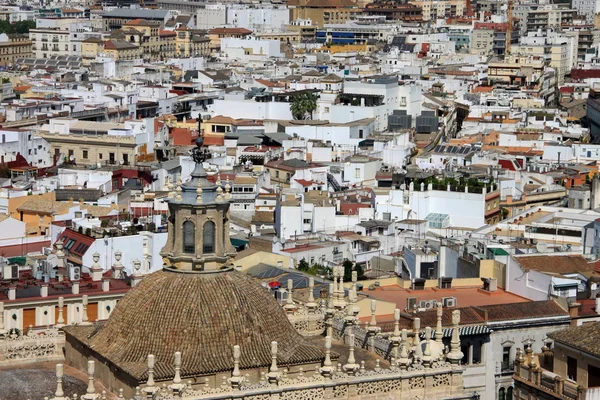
[{"x1": 160, "y1": 137, "x2": 236, "y2": 272}]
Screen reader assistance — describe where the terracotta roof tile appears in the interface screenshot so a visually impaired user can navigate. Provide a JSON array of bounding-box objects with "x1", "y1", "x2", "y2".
[
  {"x1": 65, "y1": 269, "x2": 326, "y2": 382},
  {"x1": 515, "y1": 255, "x2": 597, "y2": 275},
  {"x1": 548, "y1": 321, "x2": 600, "y2": 358}
]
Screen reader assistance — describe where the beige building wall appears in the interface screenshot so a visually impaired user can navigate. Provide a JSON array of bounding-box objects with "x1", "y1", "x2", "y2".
[{"x1": 38, "y1": 132, "x2": 139, "y2": 166}]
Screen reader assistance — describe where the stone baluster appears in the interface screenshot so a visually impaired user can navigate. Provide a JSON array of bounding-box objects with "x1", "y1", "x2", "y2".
[
  {"x1": 413, "y1": 330, "x2": 423, "y2": 365},
  {"x1": 435, "y1": 303, "x2": 443, "y2": 344},
  {"x1": 56, "y1": 297, "x2": 65, "y2": 328},
  {"x1": 229, "y1": 346, "x2": 244, "y2": 389},
  {"x1": 320, "y1": 336, "x2": 334, "y2": 378},
  {"x1": 170, "y1": 351, "x2": 185, "y2": 393},
  {"x1": 423, "y1": 327, "x2": 433, "y2": 368},
  {"x1": 399, "y1": 329, "x2": 410, "y2": 369},
  {"x1": 284, "y1": 279, "x2": 296, "y2": 314},
  {"x1": 143, "y1": 354, "x2": 159, "y2": 396},
  {"x1": 325, "y1": 283, "x2": 335, "y2": 338},
  {"x1": 331, "y1": 267, "x2": 338, "y2": 301},
  {"x1": 447, "y1": 310, "x2": 464, "y2": 365},
  {"x1": 81, "y1": 361, "x2": 97, "y2": 400},
  {"x1": 0, "y1": 302, "x2": 6, "y2": 337},
  {"x1": 390, "y1": 308, "x2": 401, "y2": 359},
  {"x1": 81, "y1": 295, "x2": 91, "y2": 326},
  {"x1": 306, "y1": 277, "x2": 317, "y2": 313},
  {"x1": 343, "y1": 330, "x2": 359, "y2": 375},
  {"x1": 267, "y1": 341, "x2": 281, "y2": 384},
  {"x1": 412, "y1": 317, "x2": 421, "y2": 347},
  {"x1": 337, "y1": 266, "x2": 344, "y2": 304},
  {"x1": 52, "y1": 364, "x2": 66, "y2": 400}
]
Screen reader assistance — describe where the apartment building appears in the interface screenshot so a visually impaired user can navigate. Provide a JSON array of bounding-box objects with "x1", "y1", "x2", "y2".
[
  {"x1": 0, "y1": 33, "x2": 31, "y2": 66},
  {"x1": 29, "y1": 28, "x2": 70, "y2": 59}
]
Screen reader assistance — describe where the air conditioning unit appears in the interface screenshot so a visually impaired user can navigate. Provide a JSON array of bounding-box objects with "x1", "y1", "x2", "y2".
[
  {"x1": 420, "y1": 300, "x2": 435, "y2": 309},
  {"x1": 442, "y1": 296, "x2": 457, "y2": 308}
]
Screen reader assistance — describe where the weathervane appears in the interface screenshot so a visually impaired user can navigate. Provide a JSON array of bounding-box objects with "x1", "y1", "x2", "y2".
[{"x1": 192, "y1": 136, "x2": 211, "y2": 164}]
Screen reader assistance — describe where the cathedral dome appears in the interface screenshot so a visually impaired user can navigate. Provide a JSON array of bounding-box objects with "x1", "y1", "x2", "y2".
[{"x1": 78, "y1": 268, "x2": 326, "y2": 381}]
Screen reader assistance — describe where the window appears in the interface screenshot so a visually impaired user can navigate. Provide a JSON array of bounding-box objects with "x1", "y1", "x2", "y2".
[
  {"x1": 359, "y1": 129, "x2": 364, "y2": 138},
  {"x1": 82, "y1": 150, "x2": 88, "y2": 159},
  {"x1": 355, "y1": 168, "x2": 360, "y2": 179},
  {"x1": 502, "y1": 346, "x2": 511, "y2": 370},
  {"x1": 183, "y1": 221, "x2": 195, "y2": 253},
  {"x1": 567, "y1": 356, "x2": 577, "y2": 381},
  {"x1": 203, "y1": 221, "x2": 215, "y2": 253}
]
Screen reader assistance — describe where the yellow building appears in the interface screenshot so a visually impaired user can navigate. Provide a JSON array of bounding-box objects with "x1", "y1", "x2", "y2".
[
  {"x1": 121, "y1": 19, "x2": 161, "y2": 61},
  {"x1": 0, "y1": 33, "x2": 32, "y2": 66},
  {"x1": 175, "y1": 28, "x2": 210, "y2": 57},
  {"x1": 81, "y1": 37, "x2": 103, "y2": 66},
  {"x1": 10, "y1": 193, "x2": 114, "y2": 236},
  {"x1": 287, "y1": 0, "x2": 361, "y2": 28},
  {"x1": 103, "y1": 39, "x2": 142, "y2": 61},
  {"x1": 159, "y1": 29, "x2": 176, "y2": 60}
]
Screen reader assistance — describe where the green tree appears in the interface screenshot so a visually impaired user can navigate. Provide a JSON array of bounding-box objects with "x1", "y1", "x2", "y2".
[
  {"x1": 290, "y1": 92, "x2": 318, "y2": 120},
  {"x1": 355, "y1": 263, "x2": 366, "y2": 280},
  {"x1": 298, "y1": 258, "x2": 309, "y2": 272},
  {"x1": 342, "y1": 259, "x2": 353, "y2": 282}
]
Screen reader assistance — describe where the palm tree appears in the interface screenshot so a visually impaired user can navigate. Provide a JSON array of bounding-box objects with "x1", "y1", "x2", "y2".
[{"x1": 290, "y1": 92, "x2": 318, "y2": 120}]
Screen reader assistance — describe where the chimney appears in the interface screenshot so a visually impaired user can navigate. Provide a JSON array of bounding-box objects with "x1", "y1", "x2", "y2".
[
  {"x1": 72, "y1": 281, "x2": 80, "y2": 295},
  {"x1": 569, "y1": 302, "x2": 580, "y2": 325},
  {"x1": 40, "y1": 283, "x2": 48, "y2": 298},
  {"x1": 8, "y1": 286, "x2": 16, "y2": 300},
  {"x1": 595, "y1": 297, "x2": 600, "y2": 314},
  {"x1": 102, "y1": 278, "x2": 110, "y2": 292}
]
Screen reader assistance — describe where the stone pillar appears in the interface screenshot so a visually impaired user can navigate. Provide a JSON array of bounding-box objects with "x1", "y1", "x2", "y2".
[
  {"x1": 56, "y1": 297, "x2": 65, "y2": 328},
  {"x1": 53, "y1": 363, "x2": 66, "y2": 400},
  {"x1": 72, "y1": 281, "x2": 80, "y2": 295},
  {"x1": 447, "y1": 310, "x2": 463, "y2": 365},
  {"x1": 0, "y1": 302, "x2": 6, "y2": 336},
  {"x1": 90, "y1": 252, "x2": 103, "y2": 282},
  {"x1": 468, "y1": 343, "x2": 473, "y2": 365},
  {"x1": 112, "y1": 251, "x2": 124, "y2": 279},
  {"x1": 80, "y1": 295, "x2": 92, "y2": 326},
  {"x1": 131, "y1": 259, "x2": 143, "y2": 287}
]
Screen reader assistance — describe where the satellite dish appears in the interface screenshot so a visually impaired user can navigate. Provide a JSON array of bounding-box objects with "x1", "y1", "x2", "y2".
[
  {"x1": 119, "y1": 160, "x2": 124, "y2": 165},
  {"x1": 46, "y1": 254, "x2": 59, "y2": 269},
  {"x1": 97, "y1": 162, "x2": 102, "y2": 168},
  {"x1": 69, "y1": 155, "x2": 74, "y2": 161},
  {"x1": 536, "y1": 242, "x2": 548, "y2": 253}
]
